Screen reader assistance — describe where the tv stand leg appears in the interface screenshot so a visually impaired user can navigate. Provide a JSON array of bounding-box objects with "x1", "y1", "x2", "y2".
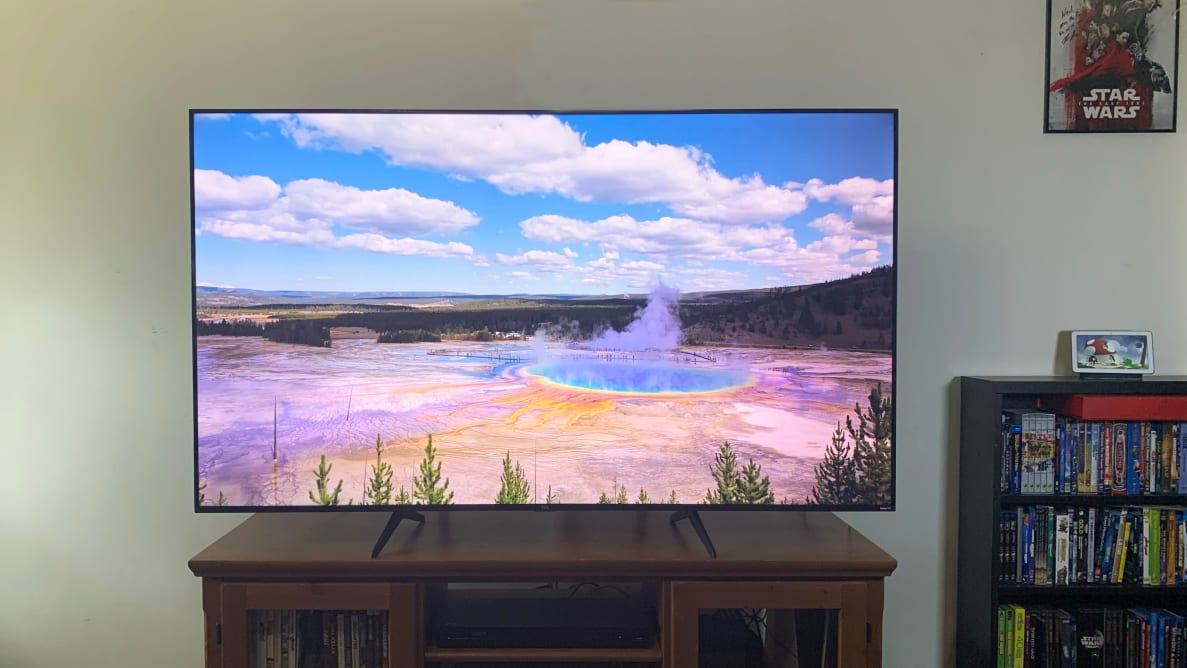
[
  {"x1": 371, "y1": 508, "x2": 426, "y2": 558},
  {"x1": 670, "y1": 510, "x2": 717, "y2": 558}
]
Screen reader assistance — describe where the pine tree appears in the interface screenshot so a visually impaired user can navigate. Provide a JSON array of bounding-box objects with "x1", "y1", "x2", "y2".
[
  {"x1": 393, "y1": 486, "x2": 412, "y2": 505},
  {"x1": 808, "y1": 383, "x2": 892, "y2": 505},
  {"x1": 200, "y1": 483, "x2": 228, "y2": 506},
  {"x1": 810, "y1": 425, "x2": 858, "y2": 504},
  {"x1": 797, "y1": 301, "x2": 819, "y2": 336},
  {"x1": 364, "y1": 434, "x2": 394, "y2": 506},
  {"x1": 667, "y1": 490, "x2": 679, "y2": 504},
  {"x1": 599, "y1": 483, "x2": 629, "y2": 504},
  {"x1": 412, "y1": 434, "x2": 454, "y2": 505},
  {"x1": 636, "y1": 488, "x2": 651, "y2": 504},
  {"x1": 545, "y1": 486, "x2": 557, "y2": 504},
  {"x1": 739, "y1": 459, "x2": 775, "y2": 504},
  {"x1": 704, "y1": 441, "x2": 742, "y2": 504},
  {"x1": 308, "y1": 454, "x2": 344, "y2": 505},
  {"x1": 495, "y1": 451, "x2": 531, "y2": 504},
  {"x1": 850, "y1": 383, "x2": 893, "y2": 505}
]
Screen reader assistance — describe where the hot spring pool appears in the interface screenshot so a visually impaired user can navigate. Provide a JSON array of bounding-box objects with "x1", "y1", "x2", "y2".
[{"x1": 523, "y1": 360, "x2": 751, "y2": 394}]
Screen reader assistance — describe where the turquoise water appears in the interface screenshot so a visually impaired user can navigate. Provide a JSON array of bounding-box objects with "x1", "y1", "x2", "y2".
[{"x1": 525, "y1": 360, "x2": 751, "y2": 394}]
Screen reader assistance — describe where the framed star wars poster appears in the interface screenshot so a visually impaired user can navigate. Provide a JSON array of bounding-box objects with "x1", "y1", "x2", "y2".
[{"x1": 1045, "y1": 0, "x2": 1180, "y2": 133}]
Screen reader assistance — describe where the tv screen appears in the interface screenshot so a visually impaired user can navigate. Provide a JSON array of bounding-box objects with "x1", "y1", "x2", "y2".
[{"x1": 192, "y1": 109, "x2": 896, "y2": 511}]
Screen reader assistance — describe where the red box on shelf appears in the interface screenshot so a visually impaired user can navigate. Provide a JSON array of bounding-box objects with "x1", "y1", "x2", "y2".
[{"x1": 1038, "y1": 395, "x2": 1187, "y2": 421}]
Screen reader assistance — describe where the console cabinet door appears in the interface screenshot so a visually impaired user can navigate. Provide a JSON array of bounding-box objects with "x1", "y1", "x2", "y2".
[
  {"x1": 668, "y1": 580, "x2": 881, "y2": 668},
  {"x1": 209, "y1": 581, "x2": 419, "y2": 668}
]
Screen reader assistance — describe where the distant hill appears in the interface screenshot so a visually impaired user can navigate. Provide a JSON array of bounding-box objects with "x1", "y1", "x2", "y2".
[
  {"x1": 194, "y1": 286, "x2": 472, "y2": 307},
  {"x1": 194, "y1": 286, "x2": 614, "y2": 308},
  {"x1": 195, "y1": 269, "x2": 894, "y2": 352},
  {"x1": 680, "y1": 266, "x2": 894, "y2": 351}
]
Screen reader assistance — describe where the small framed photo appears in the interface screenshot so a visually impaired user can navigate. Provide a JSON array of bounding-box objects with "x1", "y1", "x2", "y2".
[{"x1": 1071, "y1": 330, "x2": 1154, "y2": 375}]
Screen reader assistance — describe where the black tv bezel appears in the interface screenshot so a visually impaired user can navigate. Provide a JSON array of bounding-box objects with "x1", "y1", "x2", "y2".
[{"x1": 190, "y1": 107, "x2": 898, "y2": 514}]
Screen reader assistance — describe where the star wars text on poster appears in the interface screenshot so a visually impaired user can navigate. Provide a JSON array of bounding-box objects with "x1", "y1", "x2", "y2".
[{"x1": 1081, "y1": 88, "x2": 1142, "y2": 118}]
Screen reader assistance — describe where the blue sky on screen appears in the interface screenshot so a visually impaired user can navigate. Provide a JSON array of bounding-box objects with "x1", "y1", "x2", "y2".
[{"x1": 192, "y1": 111, "x2": 894, "y2": 295}]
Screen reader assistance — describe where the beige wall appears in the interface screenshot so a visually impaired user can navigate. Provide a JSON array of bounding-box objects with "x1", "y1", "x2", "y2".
[{"x1": 2, "y1": 1, "x2": 1183, "y2": 666}]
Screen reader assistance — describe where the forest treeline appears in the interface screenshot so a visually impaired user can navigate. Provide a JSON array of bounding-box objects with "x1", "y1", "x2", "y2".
[
  {"x1": 195, "y1": 318, "x2": 332, "y2": 347},
  {"x1": 195, "y1": 265, "x2": 893, "y2": 351},
  {"x1": 196, "y1": 302, "x2": 640, "y2": 347},
  {"x1": 681, "y1": 265, "x2": 893, "y2": 350},
  {"x1": 333, "y1": 304, "x2": 638, "y2": 339}
]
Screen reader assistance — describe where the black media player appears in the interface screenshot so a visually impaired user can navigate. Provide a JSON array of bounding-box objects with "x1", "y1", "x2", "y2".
[{"x1": 433, "y1": 595, "x2": 656, "y2": 649}]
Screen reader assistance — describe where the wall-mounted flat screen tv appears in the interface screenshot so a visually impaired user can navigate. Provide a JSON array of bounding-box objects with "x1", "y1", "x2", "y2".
[{"x1": 192, "y1": 109, "x2": 896, "y2": 512}]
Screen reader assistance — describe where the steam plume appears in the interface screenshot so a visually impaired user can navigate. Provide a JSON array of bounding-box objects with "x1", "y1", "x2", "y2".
[{"x1": 588, "y1": 283, "x2": 682, "y2": 351}]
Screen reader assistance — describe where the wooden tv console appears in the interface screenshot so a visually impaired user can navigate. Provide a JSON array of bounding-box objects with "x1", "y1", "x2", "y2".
[{"x1": 189, "y1": 510, "x2": 896, "y2": 667}]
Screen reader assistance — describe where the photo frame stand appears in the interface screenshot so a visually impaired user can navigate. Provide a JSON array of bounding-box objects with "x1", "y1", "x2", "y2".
[{"x1": 1078, "y1": 372, "x2": 1145, "y2": 381}]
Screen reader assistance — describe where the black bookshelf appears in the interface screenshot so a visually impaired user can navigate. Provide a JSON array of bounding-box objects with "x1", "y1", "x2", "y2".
[
  {"x1": 1000, "y1": 584, "x2": 1187, "y2": 596},
  {"x1": 956, "y1": 375, "x2": 1187, "y2": 668},
  {"x1": 1000, "y1": 494, "x2": 1187, "y2": 506}
]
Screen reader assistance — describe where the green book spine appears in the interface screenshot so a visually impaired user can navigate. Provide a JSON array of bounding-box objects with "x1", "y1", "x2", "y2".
[{"x1": 997, "y1": 605, "x2": 1008, "y2": 668}]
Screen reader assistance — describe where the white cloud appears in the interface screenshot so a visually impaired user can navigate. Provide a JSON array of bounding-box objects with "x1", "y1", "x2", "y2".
[
  {"x1": 804, "y1": 177, "x2": 894, "y2": 205},
  {"x1": 502, "y1": 140, "x2": 806, "y2": 225},
  {"x1": 194, "y1": 169, "x2": 281, "y2": 211},
  {"x1": 808, "y1": 213, "x2": 852, "y2": 235},
  {"x1": 198, "y1": 219, "x2": 336, "y2": 245},
  {"x1": 804, "y1": 177, "x2": 895, "y2": 239},
  {"x1": 198, "y1": 220, "x2": 477, "y2": 259},
  {"x1": 809, "y1": 211, "x2": 889, "y2": 249},
  {"x1": 195, "y1": 113, "x2": 232, "y2": 121},
  {"x1": 845, "y1": 250, "x2": 882, "y2": 264},
  {"x1": 562, "y1": 247, "x2": 578, "y2": 258},
  {"x1": 806, "y1": 235, "x2": 877, "y2": 256},
  {"x1": 509, "y1": 271, "x2": 540, "y2": 281},
  {"x1": 739, "y1": 236, "x2": 882, "y2": 285},
  {"x1": 267, "y1": 112, "x2": 583, "y2": 173},
  {"x1": 333, "y1": 233, "x2": 476, "y2": 258},
  {"x1": 852, "y1": 195, "x2": 895, "y2": 238},
  {"x1": 576, "y1": 253, "x2": 666, "y2": 289},
  {"x1": 674, "y1": 267, "x2": 749, "y2": 292},
  {"x1": 517, "y1": 208, "x2": 889, "y2": 287},
  {"x1": 521, "y1": 214, "x2": 729, "y2": 257},
  {"x1": 257, "y1": 113, "x2": 811, "y2": 226},
  {"x1": 520, "y1": 213, "x2": 792, "y2": 263},
  {"x1": 194, "y1": 169, "x2": 480, "y2": 262},
  {"x1": 803, "y1": 216, "x2": 879, "y2": 258},
  {"x1": 495, "y1": 250, "x2": 575, "y2": 273},
  {"x1": 718, "y1": 225, "x2": 790, "y2": 248},
  {"x1": 284, "y1": 178, "x2": 479, "y2": 236}
]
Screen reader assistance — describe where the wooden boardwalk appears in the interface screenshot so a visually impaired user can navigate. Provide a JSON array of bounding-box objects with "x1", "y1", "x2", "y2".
[
  {"x1": 427, "y1": 349, "x2": 528, "y2": 362},
  {"x1": 427, "y1": 347, "x2": 718, "y2": 364}
]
